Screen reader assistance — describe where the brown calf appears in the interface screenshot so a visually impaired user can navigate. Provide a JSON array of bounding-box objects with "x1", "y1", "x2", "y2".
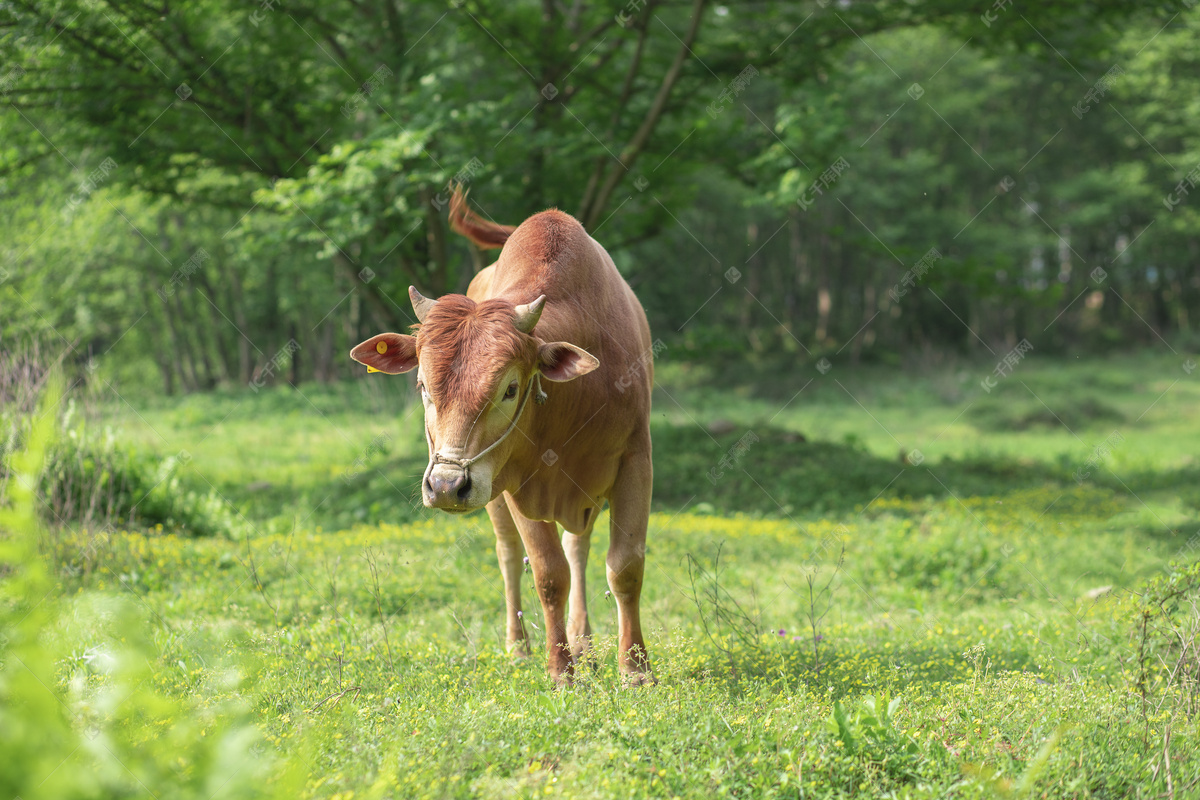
[{"x1": 350, "y1": 189, "x2": 654, "y2": 685}]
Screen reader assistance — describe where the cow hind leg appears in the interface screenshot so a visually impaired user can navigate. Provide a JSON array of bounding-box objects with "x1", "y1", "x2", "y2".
[
  {"x1": 562, "y1": 529, "x2": 593, "y2": 664},
  {"x1": 510, "y1": 503, "x2": 573, "y2": 685},
  {"x1": 486, "y1": 495, "x2": 528, "y2": 657},
  {"x1": 607, "y1": 450, "x2": 654, "y2": 685}
]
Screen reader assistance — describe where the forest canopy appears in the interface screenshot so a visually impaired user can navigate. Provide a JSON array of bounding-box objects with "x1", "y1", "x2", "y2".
[{"x1": 1, "y1": 0, "x2": 1197, "y2": 392}]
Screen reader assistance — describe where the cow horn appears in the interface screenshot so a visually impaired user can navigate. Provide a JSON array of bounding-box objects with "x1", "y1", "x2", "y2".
[
  {"x1": 513, "y1": 295, "x2": 546, "y2": 333},
  {"x1": 409, "y1": 286, "x2": 436, "y2": 323}
]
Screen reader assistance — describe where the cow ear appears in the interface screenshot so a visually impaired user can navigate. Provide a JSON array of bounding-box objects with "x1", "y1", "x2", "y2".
[
  {"x1": 537, "y1": 342, "x2": 599, "y2": 382},
  {"x1": 350, "y1": 333, "x2": 418, "y2": 374}
]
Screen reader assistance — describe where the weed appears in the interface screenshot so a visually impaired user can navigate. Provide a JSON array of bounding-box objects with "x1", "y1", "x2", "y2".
[
  {"x1": 803, "y1": 545, "x2": 844, "y2": 682},
  {"x1": 1131, "y1": 558, "x2": 1200, "y2": 725}
]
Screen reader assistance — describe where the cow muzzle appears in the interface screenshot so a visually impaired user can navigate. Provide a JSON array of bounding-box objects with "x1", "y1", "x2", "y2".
[
  {"x1": 423, "y1": 460, "x2": 475, "y2": 510},
  {"x1": 419, "y1": 374, "x2": 543, "y2": 512}
]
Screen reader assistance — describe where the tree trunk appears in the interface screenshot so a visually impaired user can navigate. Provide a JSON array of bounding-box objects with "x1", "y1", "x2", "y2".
[
  {"x1": 288, "y1": 321, "x2": 300, "y2": 386},
  {"x1": 741, "y1": 219, "x2": 757, "y2": 333},
  {"x1": 144, "y1": 287, "x2": 176, "y2": 395},
  {"x1": 815, "y1": 208, "x2": 831, "y2": 344},
  {"x1": 226, "y1": 261, "x2": 253, "y2": 387},
  {"x1": 787, "y1": 207, "x2": 808, "y2": 330},
  {"x1": 851, "y1": 283, "x2": 876, "y2": 364},
  {"x1": 162, "y1": 291, "x2": 199, "y2": 392},
  {"x1": 183, "y1": 290, "x2": 217, "y2": 389},
  {"x1": 580, "y1": 0, "x2": 707, "y2": 228},
  {"x1": 333, "y1": 250, "x2": 398, "y2": 330},
  {"x1": 195, "y1": 268, "x2": 233, "y2": 383},
  {"x1": 422, "y1": 186, "x2": 451, "y2": 295},
  {"x1": 315, "y1": 313, "x2": 335, "y2": 382}
]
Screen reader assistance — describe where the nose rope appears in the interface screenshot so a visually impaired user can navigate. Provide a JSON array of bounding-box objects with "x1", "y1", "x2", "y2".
[{"x1": 430, "y1": 373, "x2": 546, "y2": 480}]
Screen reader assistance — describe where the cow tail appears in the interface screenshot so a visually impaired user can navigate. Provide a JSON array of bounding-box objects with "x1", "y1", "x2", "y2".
[{"x1": 448, "y1": 184, "x2": 515, "y2": 250}]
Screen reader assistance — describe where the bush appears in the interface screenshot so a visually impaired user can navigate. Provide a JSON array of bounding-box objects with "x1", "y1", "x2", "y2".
[
  {"x1": 968, "y1": 395, "x2": 1125, "y2": 432},
  {"x1": 5, "y1": 407, "x2": 240, "y2": 556},
  {"x1": 39, "y1": 426, "x2": 240, "y2": 538},
  {"x1": 3, "y1": 399, "x2": 240, "y2": 539},
  {"x1": 1, "y1": 348, "x2": 236, "y2": 538},
  {"x1": 36, "y1": 424, "x2": 155, "y2": 528}
]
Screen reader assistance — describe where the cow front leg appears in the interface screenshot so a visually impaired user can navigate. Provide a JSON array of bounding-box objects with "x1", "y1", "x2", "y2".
[
  {"x1": 486, "y1": 495, "x2": 528, "y2": 657},
  {"x1": 511, "y1": 506, "x2": 572, "y2": 685},
  {"x1": 562, "y1": 529, "x2": 593, "y2": 663},
  {"x1": 607, "y1": 450, "x2": 654, "y2": 685}
]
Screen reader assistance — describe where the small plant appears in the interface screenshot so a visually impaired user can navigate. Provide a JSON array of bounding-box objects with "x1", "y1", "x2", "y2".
[
  {"x1": 1131, "y1": 558, "x2": 1200, "y2": 725},
  {"x1": 827, "y1": 694, "x2": 912, "y2": 753},
  {"x1": 803, "y1": 546, "x2": 844, "y2": 682},
  {"x1": 826, "y1": 694, "x2": 925, "y2": 780},
  {"x1": 684, "y1": 543, "x2": 765, "y2": 672},
  {"x1": 965, "y1": 726, "x2": 1065, "y2": 799},
  {"x1": 962, "y1": 641, "x2": 992, "y2": 689}
]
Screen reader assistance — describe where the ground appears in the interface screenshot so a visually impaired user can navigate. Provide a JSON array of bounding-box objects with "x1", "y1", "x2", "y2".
[{"x1": 6, "y1": 350, "x2": 1199, "y2": 799}]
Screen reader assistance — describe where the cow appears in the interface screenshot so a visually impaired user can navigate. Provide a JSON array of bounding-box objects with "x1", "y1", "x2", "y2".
[{"x1": 349, "y1": 188, "x2": 654, "y2": 686}]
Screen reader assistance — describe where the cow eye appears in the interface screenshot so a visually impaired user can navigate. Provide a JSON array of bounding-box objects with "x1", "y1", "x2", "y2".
[{"x1": 503, "y1": 381, "x2": 518, "y2": 400}]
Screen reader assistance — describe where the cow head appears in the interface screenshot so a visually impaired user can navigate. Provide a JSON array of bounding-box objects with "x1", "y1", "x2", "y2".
[{"x1": 350, "y1": 287, "x2": 599, "y2": 512}]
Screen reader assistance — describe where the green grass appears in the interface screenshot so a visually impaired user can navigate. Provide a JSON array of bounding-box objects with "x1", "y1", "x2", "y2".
[
  {"x1": 6, "y1": 351, "x2": 1200, "y2": 799},
  {"x1": 99, "y1": 349, "x2": 1200, "y2": 527}
]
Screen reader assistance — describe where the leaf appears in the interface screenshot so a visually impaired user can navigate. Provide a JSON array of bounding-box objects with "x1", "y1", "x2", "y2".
[
  {"x1": 1014, "y1": 725, "x2": 1066, "y2": 796},
  {"x1": 830, "y1": 700, "x2": 857, "y2": 754}
]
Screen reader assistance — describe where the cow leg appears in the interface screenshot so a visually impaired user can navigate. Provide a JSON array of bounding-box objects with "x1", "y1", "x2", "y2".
[
  {"x1": 510, "y1": 504, "x2": 573, "y2": 685},
  {"x1": 562, "y1": 530, "x2": 593, "y2": 662},
  {"x1": 607, "y1": 449, "x2": 654, "y2": 685},
  {"x1": 486, "y1": 495, "x2": 528, "y2": 657}
]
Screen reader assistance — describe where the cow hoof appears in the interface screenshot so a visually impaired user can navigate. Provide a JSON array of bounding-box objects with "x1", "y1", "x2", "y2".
[
  {"x1": 506, "y1": 640, "x2": 531, "y2": 659},
  {"x1": 620, "y1": 670, "x2": 657, "y2": 688}
]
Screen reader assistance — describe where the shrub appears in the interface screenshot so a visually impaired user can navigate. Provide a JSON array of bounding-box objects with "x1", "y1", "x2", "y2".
[{"x1": 2, "y1": 403, "x2": 240, "y2": 540}]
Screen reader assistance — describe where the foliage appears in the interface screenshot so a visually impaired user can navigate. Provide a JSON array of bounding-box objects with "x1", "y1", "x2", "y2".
[
  {"x1": 1, "y1": 355, "x2": 238, "y2": 538},
  {"x1": 3, "y1": 2, "x2": 1196, "y2": 392},
  {"x1": 0, "y1": 379, "x2": 285, "y2": 800},
  {"x1": 39, "y1": 424, "x2": 239, "y2": 538},
  {"x1": 3, "y1": 412, "x2": 238, "y2": 539},
  {"x1": 826, "y1": 694, "x2": 925, "y2": 779}
]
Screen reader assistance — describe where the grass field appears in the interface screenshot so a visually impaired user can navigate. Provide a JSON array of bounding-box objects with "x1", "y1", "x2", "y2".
[{"x1": 4, "y1": 350, "x2": 1200, "y2": 799}]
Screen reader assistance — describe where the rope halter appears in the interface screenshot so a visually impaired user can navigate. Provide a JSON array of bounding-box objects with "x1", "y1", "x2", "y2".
[{"x1": 428, "y1": 373, "x2": 547, "y2": 480}]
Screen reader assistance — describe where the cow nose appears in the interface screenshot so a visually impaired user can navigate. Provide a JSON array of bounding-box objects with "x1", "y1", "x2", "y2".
[
  {"x1": 456, "y1": 474, "x2": 473, "y2": 500},
  {"x1": 425, "y1": 471, "x2": 470, "y2": 503}
]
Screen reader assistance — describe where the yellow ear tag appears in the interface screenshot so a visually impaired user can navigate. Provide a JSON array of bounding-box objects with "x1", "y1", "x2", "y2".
[
  {"x1": 366, "y1": 366, "x2": 380, "y2": 373},
  {"x1": 376, "y1": 341, "x2": 388, "y2": 354}
]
